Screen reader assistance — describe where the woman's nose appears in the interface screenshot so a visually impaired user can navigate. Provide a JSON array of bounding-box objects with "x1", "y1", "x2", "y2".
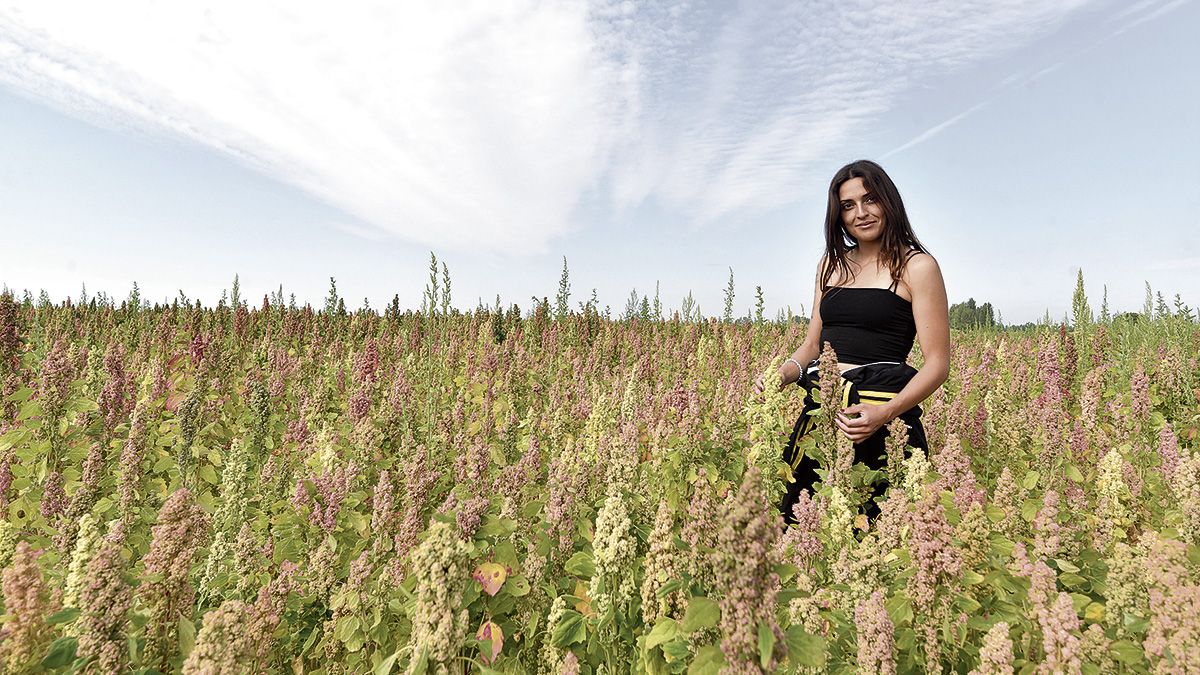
[{"x1": 855, "y1": 203, "x2": 868, "y2": 219}]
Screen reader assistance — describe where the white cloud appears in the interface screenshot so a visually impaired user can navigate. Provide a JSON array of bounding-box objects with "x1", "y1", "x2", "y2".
[{"x1": 0, "y1": 0, "x2": 1099, "y2": 253}]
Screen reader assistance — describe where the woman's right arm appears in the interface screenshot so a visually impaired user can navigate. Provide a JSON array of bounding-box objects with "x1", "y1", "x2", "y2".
[{"x1": 770, "y1": 256, "x2": 826, "y2": 390}]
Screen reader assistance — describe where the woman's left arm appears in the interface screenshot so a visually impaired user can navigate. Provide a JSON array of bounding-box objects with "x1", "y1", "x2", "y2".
[{"x1": 836, "y1": 253, "x2": 950, "y2": 442}]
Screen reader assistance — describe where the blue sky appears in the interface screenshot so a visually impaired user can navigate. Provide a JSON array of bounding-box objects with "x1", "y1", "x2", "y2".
[{"x1": 0, "y1": 0, "x2": 1197, "y2": 324}]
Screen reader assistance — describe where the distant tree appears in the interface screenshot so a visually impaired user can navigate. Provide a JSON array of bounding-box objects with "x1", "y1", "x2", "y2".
[
  {"x1": 231, "y1": 274, "x2": 242, "y2": 310},
  {"x1": 325, "y1": 277, "x2": 340, "y2": 315},
  {"x1": 441, "y1": 262, "x2": 452, "y2": 316},
  {"x1": 1114, "y1": 311, "x2": 1144, "y2": 326},
  {"x1": 422, "y1": 253, "x2": 439, "y2": 317},
  {"x1": 555, "y1": 257, "x2": 571, "y2": 320},
  {"x1": 1155, "y1": 291, "x2": 1170, "y2": 320},
  {"x1": 948, "y1": 298, "x2": 997, "y2": 330},
  {"x1": 1173, "y1": 294, "x2": 1195, "y2": 321},
  {"x1": 127, "y1": 281, "x2": 142, "y2": 314},
  {"x1": 723, "y1": 268, "x2": 735, "y2": 322},
  {"x1": 681, "y1": 291, "x2": 697, "y2": 322},
  {"x1": 1071, "y1": 269, "x2": 1092, "y2": 329},
  {"x1": 623, "y1": 288, "x2": 639, "y2": 320}
]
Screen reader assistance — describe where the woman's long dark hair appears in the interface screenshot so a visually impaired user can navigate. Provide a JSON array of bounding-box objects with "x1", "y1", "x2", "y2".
[{"x1": 820, "y1": 160, "x2": 928, "y2": 292}]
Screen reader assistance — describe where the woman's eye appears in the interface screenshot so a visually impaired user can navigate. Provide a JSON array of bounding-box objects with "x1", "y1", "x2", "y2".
[{"x1": 864, "y1": 195, "x2": 875, "y2": 203}]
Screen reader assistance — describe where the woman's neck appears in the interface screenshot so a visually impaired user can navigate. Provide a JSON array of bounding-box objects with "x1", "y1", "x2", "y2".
[{"x1": 850, "y1": 242, "x2": 883, "y2": 268}]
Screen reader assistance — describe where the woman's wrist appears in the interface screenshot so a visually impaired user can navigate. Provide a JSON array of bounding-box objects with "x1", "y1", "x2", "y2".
[
  {"x1": 780, "y1": 357, "x2": 803, "y2": 384},
  {"x1": 880, "y1": 400, "x2": 901, "y2": 423}
]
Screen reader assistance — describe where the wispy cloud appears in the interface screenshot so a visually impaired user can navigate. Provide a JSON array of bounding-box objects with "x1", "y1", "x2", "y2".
[
  {"x1": 0, "y1": 1, "x2": 1100, "y2": 253},
  {"x1": 881, "y1": 99, "x2": 993, "y2": 159},
  {"x1": 1107, "y1": 0, "x2": 1193, "y2": 33},
  {"x1": 1147, "y1": 257, "x2": 1200, "y2": 272}
]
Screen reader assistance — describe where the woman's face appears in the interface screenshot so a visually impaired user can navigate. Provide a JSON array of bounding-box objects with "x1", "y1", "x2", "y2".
[{"x1": 837, "y1": 177, "x2": 885, "y2": 243}]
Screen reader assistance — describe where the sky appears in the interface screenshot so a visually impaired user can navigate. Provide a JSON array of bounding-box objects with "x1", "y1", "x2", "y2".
[{"x1": 0, "y1": 0, "x2": 1197, "y2": 325}]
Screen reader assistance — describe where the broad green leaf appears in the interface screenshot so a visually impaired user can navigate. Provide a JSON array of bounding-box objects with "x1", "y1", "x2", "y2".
[
  {"x1": 681, "y1": 596, "x2": 720, "y2": 633},
  {"x1": 687, "y1": 646, "x2": 725, "y2": 675},
  {"x1": 46, "y1": 607, "x2": 81, "y2": 625},
  {"x1": 507, "y1": 575, "x2": 531, "y2": 597},
  {"x1": 374, "y1": 650, "x2": 400, "y2": 675},
  {"x1": 1053, "y1": 558, "x2": 1080, "y2": 573},
  {"x1": 551, "y1": 610, "x2": 587, "y2": 648},
  {"x1": 334, "y1": 615, "x2": 361, "y2": 642},
  {"x1": 758, "y1": 622, "x2": 777, "y2": 669},
  {"x1": 656, "y1": 578, "x2": 685, "y2": 598},
  {"x1": 408, "y1": 647, "x2": 429, "y2": 675},
  {"x1": 885, "y1": 593, "x2": 913, "y2": 625},
  {"x1": 564, "y1": 552, "x2": 595, "y2": 578},
  {"x1": 41, "y1": 636, "x2": 78, "y2": 669},
  {"x1": 1022, "y1": 470, "x2": 1039, "y2": 490},
  {"x1": 178, "y1": 616, "x2": 196, "y2": 660},
  {"x1": 1109, "y1": 639, "x2": 1144, "y2": 665},
  {"x1": 197, "y1": 464, "x2": 218, "y2": 485},
  {"x1": 645, "y1": 618, "x2": 680, "y2": 649},
  {"x1": 784, "y1": 626, "x2": 826, "y2": 668}
]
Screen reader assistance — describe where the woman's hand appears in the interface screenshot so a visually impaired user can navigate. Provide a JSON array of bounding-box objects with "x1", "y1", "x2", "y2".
[
  {"x1": 753, "y1": 375, "x2": 767, "y2": 395},
  {"x1": 835, "y1": 403, "x2": 890, "y2": 443}
]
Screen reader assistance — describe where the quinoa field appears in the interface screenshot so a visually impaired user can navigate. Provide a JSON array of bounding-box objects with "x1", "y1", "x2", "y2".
[{"x1": 0, "y1": 277, "x2": 1198, "y2": 674}]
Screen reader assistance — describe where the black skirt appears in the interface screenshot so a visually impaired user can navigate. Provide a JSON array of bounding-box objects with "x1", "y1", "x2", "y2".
[{"x1": 779, "y1": 360, "x2": 928, "y2": 524}]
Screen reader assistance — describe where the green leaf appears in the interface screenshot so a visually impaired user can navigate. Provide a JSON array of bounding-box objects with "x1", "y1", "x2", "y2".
[
  {"x1": 179, "y1": 616, "x2": 196, "y2": 660},
  {"x1": 1053, "y1": 558, "x2": 1080, "y2": 573},
  {"x1": 564, "y1": 552, "x2": 595, "y2": 578},
  {"x1": 17, "y1": 399, "x2": 41, "y2": 421},
  {"x1": 758, "y1": 622, "x2": 777, "y2": 669},
  {"x1": 408, "y1": 647, "x2": 429, "y2": 675},
  {"x1": 551, "y1": 610, "x2": 587, "y2": 648},
  {"x1": 784, "y1": 626, "x2": 826, "y2": 668},
  {"x1": 374, "y1": 651, "x2": 400, "y2": 675},
  {"x1": 198, "y1": 465, "x2": 218, "y2": 485},
  {"x1": 656, "y1": 578, "x2": 685, "y2": 598},
  {"x1": 1065, "y1": 464, "x2": 1085, "y2": 482},
  {"x1": 962, "y1": 570, "x2": 985, "y2": 585},
  {"x1": 334, "y1": 615, "x2": 361, "y2": 642},
  {"x1": 1109, "y1": 639, "x2": 1144, "y2": 665},
  {"x1": 687, "y1": 646, "x2": 725, "y2": 675},
  {"x1": 507, "y1": 575, "x2": 531, "y2": 597},
  {"x1": 645, "y1": 618, "x2": 680, "y2": 649},
  {"x1": 1022, "y1": 470, "x2": 1039, "y2": 490},
  {"x1": 774, "y1": 562, "x2": 798, "y2": 581},
  {"x1": 41, "y1": 636, "x2": 78, "y2": 669},
  {"x1": 46, "y1": 607, "x2": 81, "y2": 625},
  {"x1": 885, "y1": 593, "x2": 913, "y2": 625},
  {"x1": 681, "y1": 596, "x2": 720, "y2": 633},
  {"x1": 1020, "y1": 498, "x2": 1042, "y2": 522}
]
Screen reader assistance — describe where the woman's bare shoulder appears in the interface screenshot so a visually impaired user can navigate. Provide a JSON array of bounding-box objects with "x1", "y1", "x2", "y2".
[{"x1": 905, "y1": 251, "x2": 940, "y2": 275}]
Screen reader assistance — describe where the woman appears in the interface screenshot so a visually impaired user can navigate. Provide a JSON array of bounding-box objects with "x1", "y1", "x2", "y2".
[{"x1": 755, "y1": 159, "x2": 950, "y2": 523}]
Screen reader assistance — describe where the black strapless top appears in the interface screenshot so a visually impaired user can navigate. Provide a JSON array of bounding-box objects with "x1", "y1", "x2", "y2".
[{"x1": 818, "y1": 287, "x2": 916, "y2": 364}]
